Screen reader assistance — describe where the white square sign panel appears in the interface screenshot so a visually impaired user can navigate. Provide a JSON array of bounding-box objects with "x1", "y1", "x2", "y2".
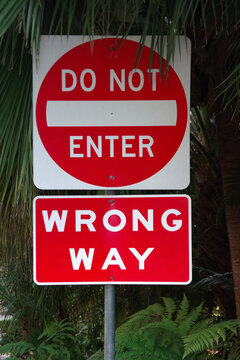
[{"x1": 33, "y1": 36, "x2": 191, "y2": 189}]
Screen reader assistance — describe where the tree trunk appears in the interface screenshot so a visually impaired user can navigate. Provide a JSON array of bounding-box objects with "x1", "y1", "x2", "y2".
[
  {"x1": 225, "y1": 205, "x2": 240, "y2": 319},
  {"x1": 218, "y1": 112, "x2": 240, "y2": 319}
]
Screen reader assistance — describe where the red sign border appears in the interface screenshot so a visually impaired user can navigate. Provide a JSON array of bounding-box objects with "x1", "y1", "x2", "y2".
[{"x1": 33, "y1": 195, "x2": 192, "y2": 285}]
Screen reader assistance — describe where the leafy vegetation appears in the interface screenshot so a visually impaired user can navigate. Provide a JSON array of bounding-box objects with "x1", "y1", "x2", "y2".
[
  {"x1": 0, "y1": 264, "x2": 104, "y2": 359},
  {"x1": 90, "y1": 296, "x2": 240, "y2": 360},
  {"x1": 0, "y1": 320, "x2": 81, "y2": 359},
  {"x1": 0, "y1": 0, "x2": 240, "y2": 358}
]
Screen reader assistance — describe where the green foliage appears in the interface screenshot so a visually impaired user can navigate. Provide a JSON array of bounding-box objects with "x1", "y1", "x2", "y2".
[
  {"x1": 115, "y1": 296, "x2": 202, "y2": 360},
  {"x1": 116, "y1": 303, "x2": 164, "y2": 337},
  {"x1": 0, "y1": 320, "x2": 81, "y2": 360},
  {"x1": 183, "y1": 319, "x2": 240, "y2": 358},
  {"x1": 0, "y1": 265, "x2": 104, "y2": 359},
  {"x1": 191, "y1": 267, "x2": 233, "y2": 292},
  {"x1": 88, "y1": 349, "x2": 104, "y2": 360},
  {"x1": 0, "y1": 341, "x2": 34, "y2": 358},
  {"x1": 90, "y1": 296, "x2": 240, "y2": 360},
  {"x1": 227, "y1": 339, "x2": 240, "y2": 360},
  {"x1": 190, "y1": 106, "x2": 233, "y2": 315},
  {"x1": 0, "y1": 0, "x2": 239, "y2": 212},
  {"x1": 0, "y1": 2, "x2": 240, "y2": 358}
]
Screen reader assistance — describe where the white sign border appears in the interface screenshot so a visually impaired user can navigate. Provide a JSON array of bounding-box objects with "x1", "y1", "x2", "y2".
[
  {"x1": 33, "y1": 194, "x2": 192, "y2": 285},
  {"x1": 33, "y1": 35, "x2": 191, "y2": 190}
]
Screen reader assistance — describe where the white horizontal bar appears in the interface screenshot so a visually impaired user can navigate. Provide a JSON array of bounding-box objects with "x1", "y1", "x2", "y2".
[{"x1": 46, "y1": 100, "x2": 177, "y2": 127}]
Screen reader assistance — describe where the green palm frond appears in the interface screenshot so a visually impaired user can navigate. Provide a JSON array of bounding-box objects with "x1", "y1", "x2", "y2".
[
  {"x1": 191, "y1": 267, "x2": 233, "y2": 291},
  {"x1": 217, "y1": 64, "x2": 240, "y2": 116},
  {"x1": 0, "y1": 4, "x2": 239, "y2": 358},
  {"x1": 0, "y1": 0, "x2": 239, "y2": 213},
  {"x1": 190, "y1": 107, "x2": 220, "y2": 177},
  {"x1": 1, "y1": 0, "x2": 239, "y2": 63},
  {"x1": 0, "y1": 0, "x2": 27, "y2": 38},
  {"x1": 0, "y1": 52, "x2": 33, "y2": 209},
  {"x1": 190, "y1": 134, "x2": 219, "y2": 177}
]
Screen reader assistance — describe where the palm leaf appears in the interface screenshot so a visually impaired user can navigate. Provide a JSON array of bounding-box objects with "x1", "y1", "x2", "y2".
[
  {"x1": 0, "y1": 42, "x2": 33, "y2": 211},
  {"x1": 0, "y1": 4, "x2": 239, "y2": 356},
  {"x1": 0, "y1": 0, "x2": 239, "y2": 213},
  {"x1": 191, "y1": 268, "x2": 233, "y2": 291},
  {"x1": 0, "y1": 0, "x2": 27, "y2": 38},
  {"x1": 217, "y1": 64, "x2": 240, "y2": 116}
]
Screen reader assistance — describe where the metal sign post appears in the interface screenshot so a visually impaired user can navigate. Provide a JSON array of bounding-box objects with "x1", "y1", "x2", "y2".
[
  {"x1": 104, "y1": 189, "x2": 116, "y2": 360},
  {"x1": 104, "y1": 284, "x2": 115, "y2": 360},
  {"x1": 32, "y1": 34, "x2": 191, "y2": 360}
]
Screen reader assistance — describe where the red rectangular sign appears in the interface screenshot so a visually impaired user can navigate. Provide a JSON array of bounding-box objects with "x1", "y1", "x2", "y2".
[{"x1": 33, "y1": 195, "x2": 191, "y2": 285}]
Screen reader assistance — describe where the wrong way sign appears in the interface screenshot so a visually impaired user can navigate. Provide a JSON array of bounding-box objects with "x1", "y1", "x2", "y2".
[
  {"x1": 33, "y1": 195, "x2": 191, "y2": 285},
  {"x1": 33, "y1": 36, "x2": 191, "y2": 189}
]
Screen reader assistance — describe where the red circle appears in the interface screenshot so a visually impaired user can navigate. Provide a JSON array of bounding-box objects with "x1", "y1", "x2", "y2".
[{"x1": 36, "y1": 38, "x2": 187, "y2": 187}]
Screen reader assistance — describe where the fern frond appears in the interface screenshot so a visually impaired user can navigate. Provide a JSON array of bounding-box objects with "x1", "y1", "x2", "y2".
[
  {"x1": 139, "y1": 318, "x2": 178, "y2": 336},
  {"x1": 175, "y1": 294, "x2": 189, "y2": 324},
  {"x1": 183, "y1": 330, "x2": 212, "y2": 358},
  {"x1": 37, "y1": 341, "x2": 72, "y2": 359},
  {"x1": 38, "y1": 319, "x2": 75, "y2": 342},
  {"x1": 183, "y1": 320, "x2": 240, "y2": 359},
  {"x1": 116, "y1": 331, "x2": 154, "y2": 356},
  {"x1": 116, "y1": 348, "x2": 178, "y2": 360},
  {"x1": 0, "y1": 341, "x2": 35, "y2": 356},
  {"x1": 116, "y1": 317, "x2": 183, "y2": 360},
  {"x1": 88, "y1": 349, "x2": 103, "y2": 360},
  {"x1": 116, "y1": 330, "x2": 182, "y2": 360},
  {"x1": 178, "y1": 303, "x2": 203, "y2": 336},
  {"x1": 116, "y1": 303, "x2": 164, "y2": 337},
  {"x1": 161, "y1": 297, "x2": 176, "y2": 319},
  {"x1": 190, "y1": 318, "x2": 211, "y2": 332}
]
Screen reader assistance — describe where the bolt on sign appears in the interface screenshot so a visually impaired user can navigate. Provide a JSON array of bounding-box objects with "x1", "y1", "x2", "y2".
[
  {"x1": 33, "y1": 36, "x2": 191, "y2": 190},
  {"x1": 33, "y1": 195, "x2": 192, "y2": 285}
]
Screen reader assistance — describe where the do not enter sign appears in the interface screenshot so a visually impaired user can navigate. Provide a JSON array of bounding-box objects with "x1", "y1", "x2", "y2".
[{"x1": 33, "y1": 36, "x2": 191, "y2": 189}]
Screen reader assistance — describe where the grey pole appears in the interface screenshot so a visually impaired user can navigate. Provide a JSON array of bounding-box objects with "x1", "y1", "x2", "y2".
[
  {"x1": 104, "y1": 284, "x2": 115, "y2": 360},
  {"x1": 104, "y1": 189, "x2": 116, "y2": 360}
]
